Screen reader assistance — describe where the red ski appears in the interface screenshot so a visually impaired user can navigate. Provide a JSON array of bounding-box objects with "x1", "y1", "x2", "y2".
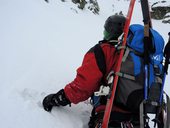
[{"x1": 102, "y1": 0, "x2": 136, "y2": 127}]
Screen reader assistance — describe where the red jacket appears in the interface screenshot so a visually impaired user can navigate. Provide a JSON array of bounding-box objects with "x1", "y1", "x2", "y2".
[{"x1": 64, "y1": 42, "x2": 119, "y2": 104}]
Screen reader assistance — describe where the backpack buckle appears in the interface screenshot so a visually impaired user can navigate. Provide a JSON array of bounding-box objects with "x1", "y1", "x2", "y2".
[
  {"x1": 94, "y1": 85, "x2": 110, "y2": 96},
  {"x1": 107, "y1": 71, "x2": 115, "y2": 84},
  {"x1": 94, "y1": 71, "x2": 115, "y2": 96}
]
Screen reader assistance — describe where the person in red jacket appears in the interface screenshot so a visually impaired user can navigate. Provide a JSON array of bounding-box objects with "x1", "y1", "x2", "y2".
[{"x1": 42, "y1": 15, "x2": 132, "y2": 127}]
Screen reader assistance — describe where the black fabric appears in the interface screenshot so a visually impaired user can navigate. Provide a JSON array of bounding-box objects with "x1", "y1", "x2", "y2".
[
  {"x1": 144, "y1": 102, "x2": 157, "y2": 114},
  {"x1": 99, "y1": 40, "x2": 107, "y2": 44},
  {"x1": 88, "y1": 109, "x2": 140, "y2": 128},
  {"x1": 164, "y1": 40, "x2": 170, "y2": 74},
  {"x1": 148, "y1": 82, "x2": 161, "y2": 102},
  {"x1": 93, "y1": 44, "x2": 106, "y2": 76},
  {"x1": 126, "y1": 89, "x2": 144, "y2": 112},
  {"x1": 88, "y1": 109, "x2": 103, "y2": 128}
]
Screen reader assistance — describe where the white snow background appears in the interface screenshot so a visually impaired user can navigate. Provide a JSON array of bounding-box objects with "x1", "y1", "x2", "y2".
[{"x1": 0, "y1": 0, "x2": 170, "y2": 128}]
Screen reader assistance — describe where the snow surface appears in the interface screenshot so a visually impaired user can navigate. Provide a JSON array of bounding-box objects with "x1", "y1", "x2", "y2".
[{"x1": 0, "y1": 0, "x2": 169, "y2": 128}]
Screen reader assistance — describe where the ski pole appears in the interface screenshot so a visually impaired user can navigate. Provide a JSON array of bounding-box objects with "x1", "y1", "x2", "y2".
[
  {"x1": 140, "y1": 1, "x2": 153, "y2": 128},
  {"x1": 143, "y1": 23, "x2": 151, "y2": 101},
  {"x1": 152, "y1": 32, "x2": 170, "y2": 128},
  {"x1": 159, "y1": 32, "x2": 170, "y2": 103},
  {"x1": 141, "y1": 0, "x2": 152, "y2": 100}
]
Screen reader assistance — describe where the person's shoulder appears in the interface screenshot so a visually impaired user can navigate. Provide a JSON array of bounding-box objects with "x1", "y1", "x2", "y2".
[{"x1": 87, "y1": 40, "x2": 116, "y2": 53}]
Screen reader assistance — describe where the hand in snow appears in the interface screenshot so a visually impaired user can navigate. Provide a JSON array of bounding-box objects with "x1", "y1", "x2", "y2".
[
  {"x1": 42, "y1": 89, "x2": 71, "y2": 112},
  {"x1": 42, "y1": 94, "x2": 56, "y2": 112}
]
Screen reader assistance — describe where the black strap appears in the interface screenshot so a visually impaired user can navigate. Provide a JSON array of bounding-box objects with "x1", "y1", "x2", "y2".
[
  {"x1": 94, "y1": 44, "x2": 106, "y2": 76},
  {"x1": 94, "y1": 39, "x2": 120, "y2": 76}
]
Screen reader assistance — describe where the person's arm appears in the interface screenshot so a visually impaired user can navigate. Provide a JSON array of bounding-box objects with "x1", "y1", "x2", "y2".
[
  {"x1": 64, "y1": 43, "x2": 117, "y2": 104},
  {"x1": 42, "y1": 45, "x2": 104, "y2": 112},
  {"x1": 64, "y1": 49, "x2": 103, "y2": 104},
  {"x1": 42, "y1": 43, "x2": 117, "y2": 112}
]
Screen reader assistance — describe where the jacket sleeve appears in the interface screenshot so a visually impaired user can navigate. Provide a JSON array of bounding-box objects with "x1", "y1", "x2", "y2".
[{"x1": 64, "y1": 47, "x2": 103, "y2": 104}]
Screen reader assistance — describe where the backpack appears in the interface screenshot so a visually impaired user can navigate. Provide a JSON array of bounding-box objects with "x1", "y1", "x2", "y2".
[
  {"x1": 115, "y1": 24, "x2": 165, "y2": 112},
  {"x1": 92, "y1": 24, "x2": 165, "y2": 113}
]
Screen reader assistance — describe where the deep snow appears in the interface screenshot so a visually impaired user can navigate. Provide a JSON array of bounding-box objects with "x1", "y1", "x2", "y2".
[{"x1": 0, "y1": 0, "x2": 170, "y2": 128}]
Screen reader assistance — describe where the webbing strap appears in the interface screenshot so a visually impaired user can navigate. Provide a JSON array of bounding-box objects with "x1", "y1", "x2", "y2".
[
  {"x1": 117, "y1": 46, "x2": 143, "y2": 63},
  {"x1": 155, "y1": 76, "x2": 162, "y2": 84},
  {"x1": 115, "y1": 72, "x2": 135, "y2": 81},
  {"x1": 116, "y1": 45, "x2": 126, "y2": 51},
  {"x1": 109, "y1": 39, "x2": 119, "y2": 43},
  {"x1": 122, "y1": 47, "x2": 130, "y2": 62},
  {"x1": 128, "y1": 47, "x2": 143, "y2": 56},
  {"x1": 107, "y1": 70, "x2": 135, "y2": 81},
  {"x1": 139, "y1": 102, "x2": 144, "y2": 128}
]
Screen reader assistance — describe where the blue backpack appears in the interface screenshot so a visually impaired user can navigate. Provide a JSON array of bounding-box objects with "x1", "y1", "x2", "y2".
[
  {"x1": 89, "y1": 24, "x2": 170, "y2": 128},
  {"x1": 92, "y1": 24, "x2": 165, "y2": 113},
  {"x1": 114, "y1": 24, "x2": 165, "y2": 112}
]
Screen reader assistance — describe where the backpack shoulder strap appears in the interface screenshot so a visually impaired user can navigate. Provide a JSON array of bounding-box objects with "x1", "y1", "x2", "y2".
[{"x1": 93, "y1": 42, "x2": 106, "y2": 76}]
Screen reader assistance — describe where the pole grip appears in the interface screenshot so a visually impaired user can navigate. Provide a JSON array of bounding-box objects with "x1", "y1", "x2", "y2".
[{"x1": 144, "y1": 24, "x2": 150, "y2": 37}]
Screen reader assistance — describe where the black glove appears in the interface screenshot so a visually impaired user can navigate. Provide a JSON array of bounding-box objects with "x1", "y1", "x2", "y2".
[{"x1": 42, "y1": 89, "x2": 71, "y2": 112}]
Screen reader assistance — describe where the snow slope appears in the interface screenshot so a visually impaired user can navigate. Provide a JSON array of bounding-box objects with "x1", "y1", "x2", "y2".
[{"x1": 0, "y1": 0, "x2": 169, "y2": 128}]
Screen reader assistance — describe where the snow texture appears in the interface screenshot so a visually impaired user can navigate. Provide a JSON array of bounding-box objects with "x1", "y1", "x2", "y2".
[{"x1": 0, "y1": 0, "x2": 169, "y2": 128}]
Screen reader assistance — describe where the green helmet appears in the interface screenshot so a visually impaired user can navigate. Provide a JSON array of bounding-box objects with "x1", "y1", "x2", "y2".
[{"x1": 103, "y1": 15, "x2": 126, "y2": 40}]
